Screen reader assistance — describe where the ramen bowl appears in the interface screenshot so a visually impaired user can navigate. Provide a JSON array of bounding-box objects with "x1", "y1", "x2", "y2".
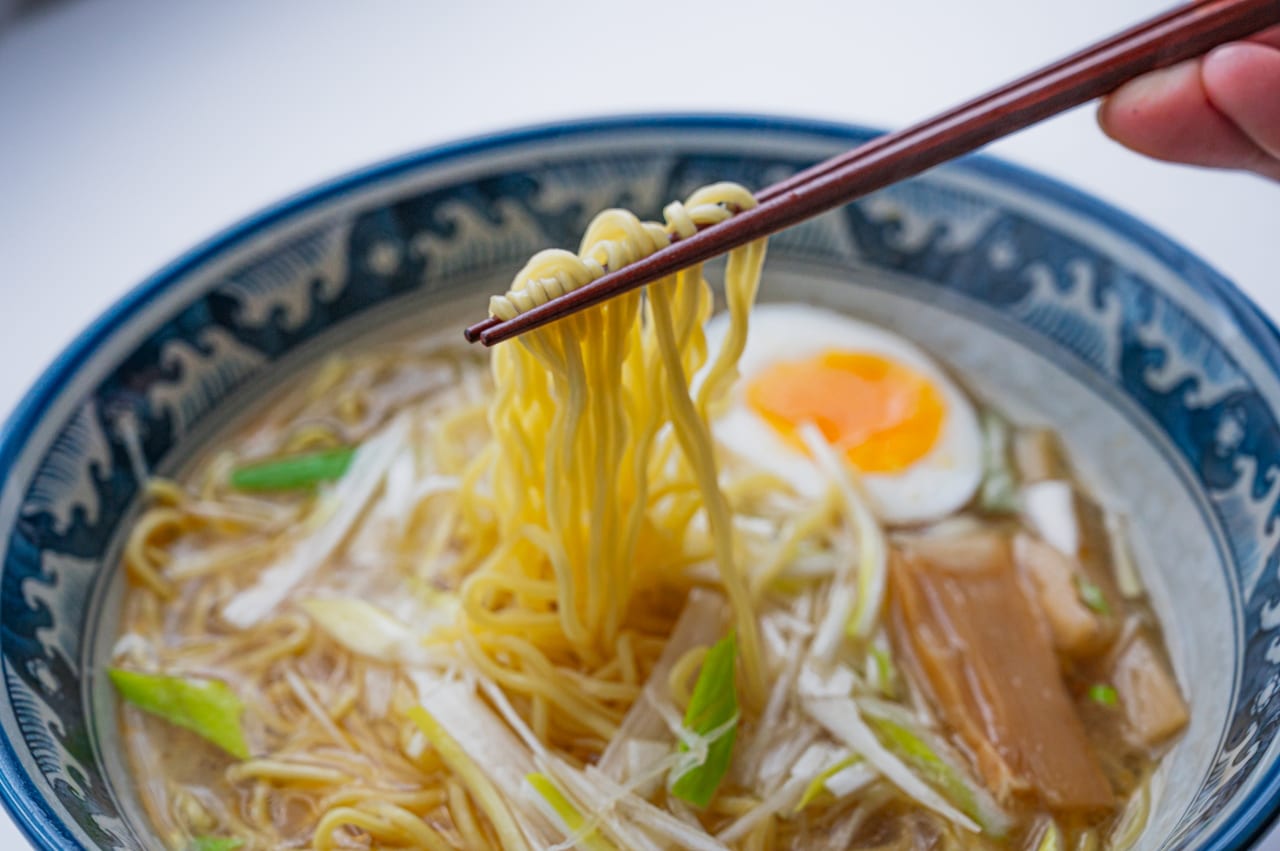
[{"x1": 0, "y1": 115, "x2": 1277, "y2": 850}]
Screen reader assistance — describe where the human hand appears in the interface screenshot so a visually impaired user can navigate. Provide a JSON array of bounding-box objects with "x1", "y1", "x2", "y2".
[{"x1": 1098, "y1": 26, "x2": 1280, "y2": 180}]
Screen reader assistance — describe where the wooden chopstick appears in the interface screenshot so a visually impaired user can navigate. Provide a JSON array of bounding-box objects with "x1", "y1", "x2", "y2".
[
  {"x1": 460, "y1": 1, "x2": 1207, "y2": 345},
  {"x1": 463, "y1": 3, "x2": 1208, "y2": 348},
  {"x1": 469, "y1": 0, "x2": 1280, "y2": 346}
]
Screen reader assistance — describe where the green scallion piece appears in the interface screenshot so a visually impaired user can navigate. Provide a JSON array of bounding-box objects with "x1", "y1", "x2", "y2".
[
  {"x1": 794, "y1": 755, "x2": 861, "y2": 813},
  {"x1": 865, "y1": 714, "x2": 979, "y2": 823},
  {"x1": 1075, "y1": 576, "x2": 1111, "y2": 615},
  {"x1": 108, "y1": 669, "x2": 249, "y2": 759},
  {"x1": 525, "y1": 773, "x2": 617, "y2": 851},
  {"x1": 229, "y1": 446, "x2": 356, "y2": 492},
  {"x1": 1035, "y1": 821, "x2": 1064, "y2": 851},
  {"x1": 1088, "y1": 684, "x2": 1119, "y2": 706},
  {"x1": 869, "y1": 646, "x2": 896, "y2": 698},
  {"x1": 669, "y1": 633, "x2": 739, "y2": 808},
  {"x1": 188, "y1": 838, "x2": 244, "y2": 851}
]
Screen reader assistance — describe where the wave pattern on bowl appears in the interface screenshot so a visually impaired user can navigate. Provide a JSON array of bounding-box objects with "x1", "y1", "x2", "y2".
[{"x1": 0, "y1": 117, "x2": 1277, "y2": 850}]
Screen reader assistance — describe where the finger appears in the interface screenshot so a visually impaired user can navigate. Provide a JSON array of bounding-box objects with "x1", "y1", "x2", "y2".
[
  {"x1": 1096, "y1": 58, "x2": 1277, "y2": 176},
  {"x1": 1202, "y1": 41, "x2": 1280, "y2": 161},
  {"x1": 1247, "y1": 24, "x2": 1280, "y2": 49}
]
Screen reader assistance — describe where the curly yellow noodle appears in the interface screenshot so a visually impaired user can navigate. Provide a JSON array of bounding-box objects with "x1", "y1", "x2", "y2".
[
  {"x1": 558, "y1": 668, "x2": 641, "y2": 703},
  {"x1": 668, "y1": 644, "x2": 709, "y2": 711},
  {"x1": 313, "y1": 802, "x2": 455, "y2": 851},
  {"x1": 226, "y1": 759, "x2": 350, "y2": 785},
  {"x1": 467, "y1": 185, "x2": 767, "y2": 684},
  {"x1": 615, "y1": 630, "x2": 638, "y2": 687},
  {"x1": 222, "y1": 614, "x2": 312, "y2": 671},
  {"x1": 283, "y1": 668, "x2": 355, "y2": 751},
  {"x1": 143, "y1": 479, "x2": 185, "y2": 506},
  {"x1": 460, "y1": 633, "x2": 620, "y2": 742},
  {"x1": 245, "y1": 783, "x2": 271, "y2": 837},
  {"x1": 327, "y1": 681, "x2": 360, "y2": 722},
  {"x1": 712, "y1": 793, "x2": 760, "y2": 818},
  {"x1": 414, "y1": 502, "x2": 459, "y2": 576},
  {"x1": 123, "y1": 506, "x2": 189, "y2": 597},
  {"x1": 531, "y1": 693, "x2": 550, "y2": 744},
  {"x1": 317, "y1": 787, "x2": 447, "y2": 811},
  {"x1": 448, "y1": 778, "x2": 490, "y2": 850},
  {"x1": 281, "y1": 421, "x2": 344, "y2": 454},
  {"x1": 650, "y1": 277, "x2": 766, "y2": 704}
]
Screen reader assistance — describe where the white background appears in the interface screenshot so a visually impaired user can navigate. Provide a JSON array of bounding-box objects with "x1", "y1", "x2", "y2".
[{"x1": 0, "y1": 0, "x2": 1277, "y2": 847}]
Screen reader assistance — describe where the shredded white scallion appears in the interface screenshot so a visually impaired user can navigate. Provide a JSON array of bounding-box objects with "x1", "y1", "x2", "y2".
[
  {"x1": 624, "y1": 740, "x2": 669, "y2": 798},
  {"x1": 411, "y1": 676, "x2": 560, "y2": 846},
  {"x1": 538, "y1": 761, "x2": 668, "y2": 851},
  {"x1": 715, "y1": 775, "x2": 807, "y2": 843},
  {"x1": 1022, "y1": 479, "x2": 1079, "y2": 557},
  {"x1": 599, "y1": 590, "x2": 727, "y2": 779},
  {"x1": 299, "y1": 598, "x2": 431, "y2": 665},
  {"x1": 751, "y1": 722, "x2": 820, "y2": 795},
  {"x1": 582, "y1": 766, "x2": 731, "y2": 851},
  {"x1": 798, "y1": 423, "x2": 888, "y2": 643},
  {"x1": 824, "y1": 760, "x2": 877, "y2": 798},
  {"x1": 222, "y1": 415, "x2": 410, "y2": 627},
  {"x1": 802, "y1": 687, "x2": 980, "y2": 833}
]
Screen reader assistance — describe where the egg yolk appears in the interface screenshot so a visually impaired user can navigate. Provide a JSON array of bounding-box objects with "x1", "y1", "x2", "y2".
[{"x1": 745, "y1": 350, "x2": 946, "y2": 473}]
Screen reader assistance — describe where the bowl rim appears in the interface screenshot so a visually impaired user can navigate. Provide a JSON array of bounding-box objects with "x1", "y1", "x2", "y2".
[{"x1": 0, "y1": 112, "x2": 1276, "y2": 850}]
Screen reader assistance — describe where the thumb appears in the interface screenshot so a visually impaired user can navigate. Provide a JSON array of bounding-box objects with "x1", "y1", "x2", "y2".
[{"x1": 1201, "y1": 41, "x2": 1280, "y2": 162}]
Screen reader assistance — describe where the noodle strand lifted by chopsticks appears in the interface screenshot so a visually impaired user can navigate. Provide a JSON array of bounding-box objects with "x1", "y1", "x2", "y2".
[{"x1": 462, "y1": 183, "x2": 768, "y2": 707}]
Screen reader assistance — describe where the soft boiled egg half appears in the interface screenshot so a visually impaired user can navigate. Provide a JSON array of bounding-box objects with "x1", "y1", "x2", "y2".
[{"x1": 704, "y1": 303, "x2": 982, "y2": 525}]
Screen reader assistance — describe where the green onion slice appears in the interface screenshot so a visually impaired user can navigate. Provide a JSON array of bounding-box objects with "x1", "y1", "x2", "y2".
[
  {"x1": 1075, "y1": 576, "x2": 1111, "y2": 615},
  {"x1": 794, "y1": 755, "x2": 861, "y2": 812},
  {"x1": 229, "y1": 446, "x2": 356, "y2": 492},
  {"x1": 1088, "y1": 684, "x2": 1119, "y2": 706},
  {"x1": 525, "y1": 773, "x2": 617, "y2": 851},
  {"x1": 188, "y1": 838, "x2": 244, "y2": 851},
  {"x1": 109, "y1": 669, "x2": 249, "y2": 759},
  {"x1": 668, "y1": 633, "x2": 739, "y2": 808}
]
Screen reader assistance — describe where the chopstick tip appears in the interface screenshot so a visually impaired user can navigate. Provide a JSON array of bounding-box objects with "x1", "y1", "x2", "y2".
[{"x1": 464, "y1": 317, "x2": 499, "y2": 343}]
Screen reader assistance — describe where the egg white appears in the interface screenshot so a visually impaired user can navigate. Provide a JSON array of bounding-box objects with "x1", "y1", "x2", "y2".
[{"x1": 704, "y1": 303, "x2": 982, "y2": 525}]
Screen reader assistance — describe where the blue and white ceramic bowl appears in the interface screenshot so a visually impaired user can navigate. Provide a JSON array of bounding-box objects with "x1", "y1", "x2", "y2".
[{"x1": 0, "y1": 115, "x2": 1277, "y2": 850}]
